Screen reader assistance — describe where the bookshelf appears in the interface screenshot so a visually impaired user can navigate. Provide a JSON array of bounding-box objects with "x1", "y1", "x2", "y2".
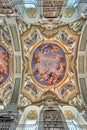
[
  {"x1": 43, "y1": 0, "x2": 64, "y2": 18},
  {"x1": 39, "y1": 106, "x2": 69, "y2": 130}
]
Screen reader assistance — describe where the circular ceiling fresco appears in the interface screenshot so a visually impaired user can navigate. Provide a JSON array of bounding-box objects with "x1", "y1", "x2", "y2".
[
  {"x1": 31, "y1": 43, "x2": 66, "y2": 86},
  {"x1": 0, "y1": 45, "x2": 10, "y2": 85}
]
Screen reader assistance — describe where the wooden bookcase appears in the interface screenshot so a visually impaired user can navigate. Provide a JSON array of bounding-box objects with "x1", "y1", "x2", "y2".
[{"x1": 43, "y1": 0, "x2": 64, "y2": 18}]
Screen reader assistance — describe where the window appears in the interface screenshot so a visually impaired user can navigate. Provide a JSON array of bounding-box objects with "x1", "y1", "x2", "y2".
[
  {"x1": 23, "y1": 0, "x2": 37, "y2": 8},
  {"x1": 67, "y1": 0, "x2": 79, "y2": 7}
]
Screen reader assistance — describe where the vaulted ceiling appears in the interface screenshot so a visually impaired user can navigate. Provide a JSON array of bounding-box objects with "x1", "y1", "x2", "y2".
[{"x1": 0, "y1": 0, "x2": 87, "y2": 111}]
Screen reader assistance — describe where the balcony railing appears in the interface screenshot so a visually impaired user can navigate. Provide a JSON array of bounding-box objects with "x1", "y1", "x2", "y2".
[{"x1": 0, "y1": 121, "x2": 87, "y2": 130}]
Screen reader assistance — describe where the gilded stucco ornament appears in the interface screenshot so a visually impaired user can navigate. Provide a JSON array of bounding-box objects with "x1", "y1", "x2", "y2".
[
  {"x1": 69, "y1": 18, "x2": 86, "y2": 34},
  {"x1": 69, "y1": 95, "x2": 85, "y2": 111},
  {"x1": 64, "y1": 6, "x2": 74, "y2": 18},
  {"x1": 27, "y1": 110, "x2": 38, "y2": 119},
  {"x1": 64, "y1": 110, "x2": 75, "y2": 120},
  {"x1": 19, "y1": 23, "x2": 80, "y2": 104},
  {"x1": 16, "y1": 19, "x2": 29, "y2": 34},
  {"x1": 18, "y1": 94, "x2": 31, "y2": 108}
]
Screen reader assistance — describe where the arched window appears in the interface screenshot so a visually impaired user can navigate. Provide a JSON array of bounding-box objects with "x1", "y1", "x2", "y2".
[
  {"x1": 23, "y1": 0, "x2": 37, "y2": 9},
  {"x1": 67, "y1": 0, "x2": 79, "y2": 7}
]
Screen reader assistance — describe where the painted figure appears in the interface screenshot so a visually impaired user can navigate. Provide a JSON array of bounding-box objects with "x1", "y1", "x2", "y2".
[
  {"x1": 32, "y1": 43, "x2": 66, "y2": 86},
  {"x1": 0, "y1": 45, "x2": 10, "y2": 85}
]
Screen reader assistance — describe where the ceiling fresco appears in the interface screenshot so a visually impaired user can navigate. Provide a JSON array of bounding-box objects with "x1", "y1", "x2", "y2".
[
  {"x1": 0, "y1": 1, "x2": 86, "y2": 109},
  {"x1": 31, "y1": 42, "x2": 66, "y2": 86},
  {"x1": 20, "y1": 22, "x2": 81, "y2": 104},
  {"x1": 0, "y1": 44, "x2": 10, "y2": 85},
  {"x1": 0, "y1": 20, "x2": 13, "y2": 105}
]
